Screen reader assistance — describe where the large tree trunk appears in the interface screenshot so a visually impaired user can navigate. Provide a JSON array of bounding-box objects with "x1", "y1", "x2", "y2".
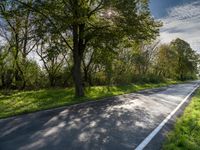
[
  {"x1": 72, "y1": 55, "x2": 84, "y2": 97},
  {"x1": 71, "y1": 0, "x2": 85, "y2": 97},
  {"x1": 72, "y1": 24, "x2": 84, "y2": 97}
]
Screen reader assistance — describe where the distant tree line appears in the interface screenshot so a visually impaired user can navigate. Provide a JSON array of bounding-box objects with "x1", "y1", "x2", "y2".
[{"x1": 0, "y1": 0, "x2": 199, "y2": 97}]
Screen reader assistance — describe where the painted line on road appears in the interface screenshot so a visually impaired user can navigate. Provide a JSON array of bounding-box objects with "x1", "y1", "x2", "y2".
[{"x1": 135, "y1": 84, "x2": 199, "y2": 150}]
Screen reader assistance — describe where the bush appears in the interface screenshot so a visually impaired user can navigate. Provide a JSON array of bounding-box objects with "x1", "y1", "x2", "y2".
[{"x1": 131, "y1": 74, "x2": 165, "y2": 84}]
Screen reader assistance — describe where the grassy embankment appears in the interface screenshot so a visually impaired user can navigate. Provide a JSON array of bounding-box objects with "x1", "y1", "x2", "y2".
[
  {"x1": 0, "y1": 80, "x2": 180, "y2": 119},
  {"x1": 163, "y1": 88, "x2": 200, "y2": 150}
]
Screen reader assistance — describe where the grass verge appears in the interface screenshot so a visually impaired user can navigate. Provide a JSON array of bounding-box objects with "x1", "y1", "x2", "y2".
[
  {"x1": 163, "y1": 88, "x2": 200, "y2": 150},
  {"x1": 0, "y1": 80, "x2": 180, "y2": 119}
]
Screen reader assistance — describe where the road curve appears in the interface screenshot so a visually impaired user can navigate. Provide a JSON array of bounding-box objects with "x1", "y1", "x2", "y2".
[{"x1": 0, "y1": 82, "x2": 199, "y2": 150}]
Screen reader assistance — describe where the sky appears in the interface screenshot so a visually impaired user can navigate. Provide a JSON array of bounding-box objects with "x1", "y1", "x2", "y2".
[{"x1": 149, "y1": 0, "x2": 200, "y2": 52}]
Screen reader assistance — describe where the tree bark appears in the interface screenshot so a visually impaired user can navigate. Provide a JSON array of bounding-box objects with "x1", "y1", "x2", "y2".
[
  {"x1": 72, "y1": 55, "x2": 84, "y2": 97},
  {"x1": 72, "y1": 24, "x2": 84, "y2": 97},
  {"x1": 71, "y1": 0, "x2": 86, "y2": 97}
]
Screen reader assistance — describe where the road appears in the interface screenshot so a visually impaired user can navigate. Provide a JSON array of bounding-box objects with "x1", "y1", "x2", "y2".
[{"x1": 0, "y1": 82, "x2": 199, "y2": 150}]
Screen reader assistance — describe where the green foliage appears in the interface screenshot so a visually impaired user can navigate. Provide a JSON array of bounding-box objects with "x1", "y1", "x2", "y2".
[
  {"x1": 155, "y1": 39, "x2": 199, "y2": 81},
  {"x1": 18, "y1": 0, "x2": 161, "y2": 96},
  {"x1": 155, "y1": 44, "x2": 177, "y2": 78},
  {"x1": 22, "y1": 60, "x2": 43, "y2": 89},
  {"x1": 0, "y1": 1, "x2": 199, "y2": 98},
  {"x1": 170, "y1": 38, "x2": 199, "y2": 80},
  {"x1": 132, "y1": 74, "x2": 165, "y2": 84},
  {"x1": 163, "y1": 89, "x2": 200, "y2": 150}
]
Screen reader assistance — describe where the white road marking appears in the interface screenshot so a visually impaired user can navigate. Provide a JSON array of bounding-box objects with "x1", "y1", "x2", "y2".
[{"x1": 135, "y1": 84, "x2": 199, "y2": 150}]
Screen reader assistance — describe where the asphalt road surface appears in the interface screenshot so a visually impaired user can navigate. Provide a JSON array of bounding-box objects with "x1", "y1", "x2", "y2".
[{"x1": 0, "y1": 82, "x2": 199, "y2": 150}]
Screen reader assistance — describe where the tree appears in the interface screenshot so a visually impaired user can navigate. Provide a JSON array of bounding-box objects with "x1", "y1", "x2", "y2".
[
  {"x1": 170, "y1": 38, "x2": 198, "y2": 80},
  {"x1": 16, "y1": 0, "x2": 161, "y2": 97},
  {"x1": 155, "y1": 44, "x2": 177, "y2": 78},
  {"x1": 0, "y1": 45, "x2": 13, "y2": 88},
  {"x1": 0, "y1": 0, "x2": 37, "y2": 89},
  {"x1": 36, "y1": 36, "x2": 67, "y2": 87}
]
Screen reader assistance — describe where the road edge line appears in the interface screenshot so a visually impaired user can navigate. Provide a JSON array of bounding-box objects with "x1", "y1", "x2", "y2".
[{"x1": 135, "y1": 83, "x2": 199, "y2": 150}]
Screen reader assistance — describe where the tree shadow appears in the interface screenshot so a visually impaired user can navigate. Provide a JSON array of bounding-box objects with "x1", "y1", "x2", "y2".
[
  {"x1": 0, "y1": 94, "x2": 166, "y2": 150},
  {"x1": 0, "y1": 82, "x2": 195, "y2": 150}
]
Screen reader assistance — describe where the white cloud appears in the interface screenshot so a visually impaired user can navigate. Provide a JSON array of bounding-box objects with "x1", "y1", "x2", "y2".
[{"x1": 159, "y1": 1, "x2": 200, "y2": 52}]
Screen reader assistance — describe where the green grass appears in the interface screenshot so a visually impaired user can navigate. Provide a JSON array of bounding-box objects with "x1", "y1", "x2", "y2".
[
  {"x1": 163, "y1": 88, "x2": 200, "y2": 150},
  {"x1": 0, "y1": 80, "x2": 180, "y2": 119}
]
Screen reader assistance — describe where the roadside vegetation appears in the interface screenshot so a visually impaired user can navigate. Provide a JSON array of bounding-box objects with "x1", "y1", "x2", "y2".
[
  {"x1": 163, "y1": 88, "x2": 200, "y2": 150},
  {"x1": 0, "y1": 80, "x2": 180, "y2": 119}
]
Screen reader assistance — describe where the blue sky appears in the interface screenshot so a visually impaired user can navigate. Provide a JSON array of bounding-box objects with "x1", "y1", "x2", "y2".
[{"x1": 149, "y1": 0, "x2": 200, "y2": 51}]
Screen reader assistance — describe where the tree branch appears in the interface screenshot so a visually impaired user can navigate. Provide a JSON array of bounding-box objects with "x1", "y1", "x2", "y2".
[{"x1": 16, "y1": 0, "x2": 73, "y2": 51}]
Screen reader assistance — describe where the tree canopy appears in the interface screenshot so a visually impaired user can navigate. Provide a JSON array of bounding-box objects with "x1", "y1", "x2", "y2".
[{"x1": 0, "y1": 0, "x2": 199, "y2": 97}]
